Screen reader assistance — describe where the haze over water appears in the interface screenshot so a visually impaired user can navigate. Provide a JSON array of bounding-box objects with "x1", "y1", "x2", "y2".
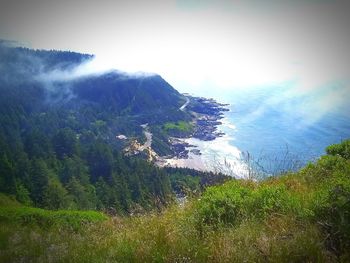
[{"x1": 185, "y1": 82, "x2": 350, "y2": 176}]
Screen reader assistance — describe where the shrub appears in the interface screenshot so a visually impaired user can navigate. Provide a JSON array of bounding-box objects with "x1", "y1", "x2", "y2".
[
  {"x1": 195, "y1": 181, "x2": 251, "y2": 227},
  {"x1": 195, "y1": 181, "x2": 304, "y2": 229},
  {"x1": 250, "y1": 185, "x2": 299, "y2": 218},
  {"x1": 326, "y1": 139, "x2": 350, "y2": 160},
  {"x1": 314, "y1": 179, "x2": 350, "y2": 255}
]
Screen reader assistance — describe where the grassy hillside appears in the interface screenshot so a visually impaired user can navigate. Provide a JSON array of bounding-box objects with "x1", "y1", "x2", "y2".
[
  {"x1": 0, "y1": 194, "x2": 107, "y2": 229},
  {"x1": 1, "y1": 140, "x2": 349, "y2": 262}
]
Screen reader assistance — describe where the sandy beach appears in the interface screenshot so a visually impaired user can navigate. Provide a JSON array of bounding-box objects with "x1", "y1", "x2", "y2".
[{"x1": 161, "y1": 127, "x2": 249, "y2": 178}]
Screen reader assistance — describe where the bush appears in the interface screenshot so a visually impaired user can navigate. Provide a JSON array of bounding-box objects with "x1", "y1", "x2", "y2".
[
  {"x1": 195, "y1": 181, "x2": 304, "y2": 229},
  {"x1": 195, "y1": 181, "x2": 251, "y2": 227},
  {"x1": 250, "y1": 185, "x2": 301, "y2": 218},
  {"x1": 326, "y1": 139, "x2": 350, "y2": 160},
  {"x1": 314, "y1": 179, "x2": 350, "y2": 254}
]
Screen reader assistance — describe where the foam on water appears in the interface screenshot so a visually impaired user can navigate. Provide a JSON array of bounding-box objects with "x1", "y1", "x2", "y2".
[{"x1": 164, "y1": 127, "x2": 250, "y2": 178}]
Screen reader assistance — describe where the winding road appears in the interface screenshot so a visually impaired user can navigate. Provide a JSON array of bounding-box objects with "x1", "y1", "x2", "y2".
[
  {"x1": 180, "y1": 97, "x2": 190, "y2": 111},
  {"x1": 139, "y1": 97, "x2": 190, "y2": 154}
]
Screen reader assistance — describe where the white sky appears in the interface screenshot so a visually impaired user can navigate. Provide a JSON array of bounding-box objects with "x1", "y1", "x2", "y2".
[{"x1": 1, "y1": 0, "x2": 350, "y2": 96}]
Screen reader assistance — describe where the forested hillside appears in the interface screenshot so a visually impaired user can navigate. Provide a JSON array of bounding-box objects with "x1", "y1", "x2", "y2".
[{"x1": 0, "y1": 42, "x2": 226, "y2": 213}]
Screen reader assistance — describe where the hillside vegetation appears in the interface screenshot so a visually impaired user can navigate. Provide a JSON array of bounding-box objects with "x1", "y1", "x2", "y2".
[
  {"x1": 1, "y1": 140, "x2": 349, "y2": 262},
  {"x1": 0, "y1": 43, "x2": 229, "y2": 214}
]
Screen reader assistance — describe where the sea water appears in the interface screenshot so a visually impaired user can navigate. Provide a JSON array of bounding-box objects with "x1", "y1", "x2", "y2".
[{"x1": 183, "y1": 83, "x2": 350, "y2": 178}]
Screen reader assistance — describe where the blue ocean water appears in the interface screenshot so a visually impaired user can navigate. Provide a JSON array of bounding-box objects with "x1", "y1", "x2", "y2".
[{"x1": 190, "y1": 83, "x2": 350, "y2": 175}]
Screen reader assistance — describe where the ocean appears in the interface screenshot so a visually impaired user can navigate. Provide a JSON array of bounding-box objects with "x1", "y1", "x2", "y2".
[{"x1": 174, "y1": 83, "x2": 350, "y2": 178}]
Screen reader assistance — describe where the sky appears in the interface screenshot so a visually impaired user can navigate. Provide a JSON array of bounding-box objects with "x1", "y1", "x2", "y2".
[{"x1": 1, "y1": 0, "x2": 350, "y2": 104}]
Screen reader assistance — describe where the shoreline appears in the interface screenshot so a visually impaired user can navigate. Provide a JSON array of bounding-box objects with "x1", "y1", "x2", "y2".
[
  {"x1": 157, "y1": 95, "x2": 247, "y2": 177},
  {"x1": 166, "y1": 95, "x2": 230, "y2": 160},
  {"x1": 122, "y1": 94, "x2": 248, "y2": 177}
]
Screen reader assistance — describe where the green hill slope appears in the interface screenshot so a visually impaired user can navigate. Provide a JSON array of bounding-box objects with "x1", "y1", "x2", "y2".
[{"x1": 1, "y1": 140, "x2": 349, "y2": 262}]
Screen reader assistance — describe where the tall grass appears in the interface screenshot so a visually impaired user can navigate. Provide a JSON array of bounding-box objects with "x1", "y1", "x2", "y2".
[
  {"x1": 1, "y1": 140, "x2": 350, "y2": 262},
  {"x1": 0, "y1": 205, "x2": 331, "y2": 262}
]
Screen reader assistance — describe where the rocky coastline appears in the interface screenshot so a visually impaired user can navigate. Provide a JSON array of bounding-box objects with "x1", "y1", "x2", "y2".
[
  {"x1": 122, "y1": 95, "x2": 230, "y2": 166},
  {"x1": 169, "y1": 95, "x2": 229, "y2": 159}
]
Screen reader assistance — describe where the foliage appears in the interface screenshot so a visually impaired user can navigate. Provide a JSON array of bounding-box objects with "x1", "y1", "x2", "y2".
[
  {"x1": 326, "y1": 139, "x2": 350, "y2": 159},
  {"x1": 1, "y1": 140, "x2": 350, "y2": 261},
  {"x1": 193, "y1": 140, "x2": 350, "y2": 259},
  {"x1": 195, "y1": 181, "x2": 304, "y2": 229},
  {"x1": 169, "y1": 173, "x2": 201, "y2": 195},
  {"x1": 0, "y1": 204, "x2": 329, "y2": 262},
  {"x1": 0, "y1": 43, "x2": 220, "y2": 214}
]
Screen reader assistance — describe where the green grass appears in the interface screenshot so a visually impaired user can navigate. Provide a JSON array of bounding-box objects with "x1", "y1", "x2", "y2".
[
  {"x1": 163, "y1": 121, "x2": 193, "y2": 132},
  {"x1": 1, "y1": 140, "x2": 350, "y2": 262},
  {"x1": 0, "y1": 194, "x2": 108, "y2": 230},
  {"x1": 0, "y1": 195, "x2": 107, "y2": 231},
  {"x1": 0, "y1": 205, "x2": 331, "y2": 262},
  {"x1": 0, "y1": 206, "x2": 107, "y2": 230},
  {"x1": 0, "y1": 193, "x2": 21, "y2": 207}
]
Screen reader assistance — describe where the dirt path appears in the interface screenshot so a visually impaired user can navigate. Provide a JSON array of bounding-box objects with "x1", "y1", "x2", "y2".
[{"x1": 139, "y1": 124, "x2": 152, "y2": 151}]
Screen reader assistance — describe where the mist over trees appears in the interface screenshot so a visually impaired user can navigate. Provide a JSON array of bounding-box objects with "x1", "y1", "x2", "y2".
[{"x1": 0, "y1": 42, "x2": 226, "y2": 213}]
